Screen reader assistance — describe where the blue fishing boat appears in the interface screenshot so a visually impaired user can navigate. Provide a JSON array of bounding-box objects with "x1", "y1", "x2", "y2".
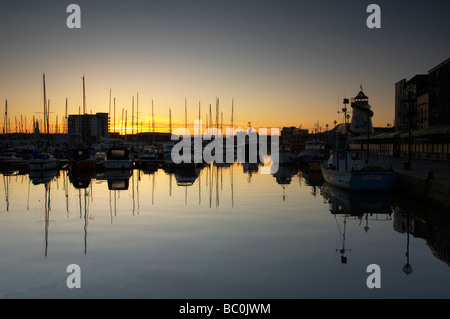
[{"x1": 321, "y1": 149, "x2": 395, "y2": 191}]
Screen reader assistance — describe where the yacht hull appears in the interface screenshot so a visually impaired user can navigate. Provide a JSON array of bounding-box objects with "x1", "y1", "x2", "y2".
[{"x1": 321, "y1": 165, "x2": 395, "y2": 191}]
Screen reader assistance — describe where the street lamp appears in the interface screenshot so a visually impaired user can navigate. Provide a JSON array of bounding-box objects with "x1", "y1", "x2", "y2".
[{"x1": 405, "y1": 85, "x2": 416, "y2": 170}]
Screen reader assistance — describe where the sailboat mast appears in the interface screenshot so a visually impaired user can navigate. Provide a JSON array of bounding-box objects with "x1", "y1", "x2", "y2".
[
  {"x1": 4, "y1": 100, "x2": 7, "y2": 135},
  {"x1": 43, "y1": 74, "x2": 47, "y2": 135},
  {"x1": 209, "y1": 104, "x2": 212, "y2": 130},
  {"x1": 231, "y1": 98, "x2": 234, "y2": 130},
  {"x1": 169, "y1": 108, "x2": 172, "y2": 133},
  {"x1": 136, "y1": 92, "x2": 139, "y2": 135},
  {"x1": 109, "y1": 89, "x2": 111, "y2": 134},
  {"x1": 121, "y1": 108, "x2": 124, "y2": 136},
  {"x1": 82, "y1": 76, "x2": 86, "y2": 114},
  {"x1": 216, "y1": 98, "x2": 219, "y2": 131},
  {"x1": 152, "y1": 99, "x2": 154, "y2": 133},
  {"x1": 47, "y1": 100, "x2": 50, "y2": 136},
  {"x1": 198, "y1": 101, "x2": 201, "y2": 136},
  {"x1": 132, "y1": 96, "x2": 134, "y2": 137}
]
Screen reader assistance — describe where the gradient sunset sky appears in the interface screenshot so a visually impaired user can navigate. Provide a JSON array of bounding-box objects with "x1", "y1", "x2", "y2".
[{"x1": 1, "y1": 0, "x2": 449, "y2": 133}]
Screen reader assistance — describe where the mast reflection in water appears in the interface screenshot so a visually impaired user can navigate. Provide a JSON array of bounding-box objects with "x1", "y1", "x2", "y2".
[{"x1": 0, "y1": 162, "x2": 449, "y2": 298}]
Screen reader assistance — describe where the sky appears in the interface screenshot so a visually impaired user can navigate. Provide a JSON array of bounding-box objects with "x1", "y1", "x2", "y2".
[{"x1": 1, "y1": 0, "x2": 449, "y2": 134}]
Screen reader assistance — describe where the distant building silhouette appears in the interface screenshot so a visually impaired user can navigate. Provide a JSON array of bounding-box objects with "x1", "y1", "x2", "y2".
[
  {"x1": 428, "y1": 58, "x2": 450, "y2": 126},
  {"x1": 68, "y1": 113, "x2": 109, "y2": 145},
  {"x1": 395, "y1": 58, "x2": 450, "y2": 131}
]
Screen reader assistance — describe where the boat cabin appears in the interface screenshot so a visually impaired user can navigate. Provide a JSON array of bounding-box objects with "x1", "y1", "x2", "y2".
[
  {"x1": 305, "y1": 141, "x2": 326, "y2": 151},
  {"x1": 73, "y1": 149, "x2": 93, "y2": 161},
  {"x1": 326, "y1": 150, "x2": 366, "y2": 171},
  {"x1": 106, "y1": 146, "x2": 131, "y2": 161}
]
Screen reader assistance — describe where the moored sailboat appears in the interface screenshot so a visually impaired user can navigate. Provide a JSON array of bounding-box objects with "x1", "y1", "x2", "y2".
[
  {"x1": 29, "y1": 74, "x2": 59, "y2": 171},
  {"x1": 0, "y1": 151, "x2": 27, "y2": 169},
  {"x1": 29, "y1": 150, "x2": 59, "y2": 171},
  {"x1": 104, "y1": 145, "x2": 133, "y2": 170},
  {"x1": 138, "y1": 146, "x2": 161, "y2": 168},
  {"x1": 70, "y1": 148, "x2": 96, "y2": 171}
]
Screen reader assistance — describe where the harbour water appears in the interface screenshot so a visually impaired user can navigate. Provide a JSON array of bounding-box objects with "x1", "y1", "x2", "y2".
[{"x1": 1, "y1": 163, "x2": 449, "y2": 299}]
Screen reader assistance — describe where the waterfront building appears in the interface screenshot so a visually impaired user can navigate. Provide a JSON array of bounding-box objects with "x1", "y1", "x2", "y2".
[
  {"x1": 395, "y1": 58, "x2": 450, "y2": 131},
  {"x1": 68, "y1": 113, "x2": 109, "y2": 145},
  {"x1": 428, "y1": 57, "x2": 450, "y2": 127},
  {"x1": 395, "y1": 79, "x2": 408, "y2": 131},
  {"x1": 281, "y1": 126, "x2": 309, "y2": 153},
  {"x1": 417, "y1": 92, "x2": 429, "y2": 130},
  {"x1": 395, "y1": 75, "x2": 428, "y2": 132}
]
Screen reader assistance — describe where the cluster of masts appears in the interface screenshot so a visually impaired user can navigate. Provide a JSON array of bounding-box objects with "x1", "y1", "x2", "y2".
[
  {"x1": 108, "y1": 94, "x2": 236, "y2": 136},
  {"x1": 2, "y1": 74, "x2": 238, "y2": 136},
  {"x1": 2, "y1": 74, "x2": 70, "y2": 136}
]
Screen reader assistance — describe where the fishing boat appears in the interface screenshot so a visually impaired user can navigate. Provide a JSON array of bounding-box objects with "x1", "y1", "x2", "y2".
[
  {"x1": 103, "y1": 145, "x2": 133, "y2": 170},
  {"x1": 321, "y1": 149, "x2": 394, "y2": 191},
  {"x1": 70, "y1": 148, "x2": 96, "y2": 171}
]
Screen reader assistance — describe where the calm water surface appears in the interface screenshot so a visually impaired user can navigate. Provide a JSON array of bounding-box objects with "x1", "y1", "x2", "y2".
[{"x1": 0, "y1": 163, "x2": 449, "y2": 299}]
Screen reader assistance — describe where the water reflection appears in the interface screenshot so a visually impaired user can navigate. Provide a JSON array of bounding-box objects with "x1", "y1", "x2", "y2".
[
  {"x1": 69, "y1": 170, "x2": 95, "y2": 189},
  {"x1": 393, "y1": 199, "x2": 450, "y2": 270},
  {"x1": 29, "y1": 169, "x2": 59, "y2": 185},
  {"x1": 321, "y1": 182, "x2": 394, "y2": 264},
  {"x1": 1, "y1": 162, "x2": 450, "y2": 298},
  {"x1": 272, "y1": 165, "x2": 299, "y2": 201},
  {"x1": 43, "y1": 182, "x2": 51, "y2": 257},
  {"x1": 170, "y1": 166, "x2": 202, "y2": 187},
  {"x1": 71, "y1": 172, "x2": 92, "y2": 255},
  {"x1": 321, "y1": 182, "x2": 394, "y2": 216}
]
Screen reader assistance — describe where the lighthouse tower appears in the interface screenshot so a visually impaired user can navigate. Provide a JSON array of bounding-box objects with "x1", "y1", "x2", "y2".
[{"x1": 349, "y1": 89, "x2": 374, "y2": 137}]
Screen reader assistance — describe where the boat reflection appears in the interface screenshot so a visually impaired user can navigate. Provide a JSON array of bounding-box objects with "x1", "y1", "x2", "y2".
[
  {"x1": 140, "y1": 165, "x2": 159, "y2": 175},
  {"x1": 29, "y1": 169, "x2": 59, "y2": 185},
  {"x1": 300, "y1": 166, "x2": 323, "y2": 187},
  {"x1": 321, "y1": 182, "x2": 394, "y2": 216},
  {"x1": 96, "y1": 169, "x2": 132, "y2": 191},
  {"x1": 242, "y1": 162, "x2": 260, "y2": 183},
  {"x1": 69, "y1": 169, "x2": 95, "y2": 189},
  {"x1": 321, "y1": 182, "x2": 394, "y2": 264},
  {"x1": 271, "y1": 165, "x2": 299, "y2": 201},
  {"x1": 14, "y1": 162, "x2": 450, "y2": 273},
  {"x1": 272, "y1": 165, "x2": 299, "y2": 185},
  {"x1": 43, "y1": 182, "x2": 51, "y2": 257},
  {"x1": 172, "y1": 166, "x2": 202, "y2": 187}
]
